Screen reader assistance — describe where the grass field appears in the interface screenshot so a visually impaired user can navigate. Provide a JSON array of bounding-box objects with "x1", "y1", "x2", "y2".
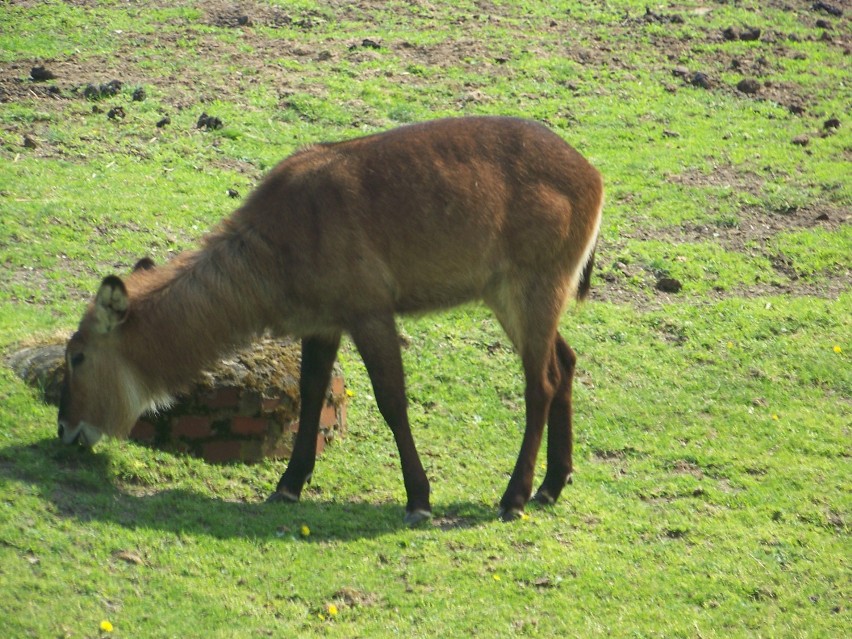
[{"x1": 1, "y1": 1, "x2": 849, "y2": 637}]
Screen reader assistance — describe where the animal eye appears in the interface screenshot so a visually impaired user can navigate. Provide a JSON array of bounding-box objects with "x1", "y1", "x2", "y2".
[{"x1": 70, "y1": 353, "x2": 85, "y2": 368}]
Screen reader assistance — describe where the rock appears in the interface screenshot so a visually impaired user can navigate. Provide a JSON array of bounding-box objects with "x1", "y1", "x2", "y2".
[
  {"x1": 792, "y1": 134, "x2": 810, "y2": 146},
  {"x1": 22, "y1": 135, "x2": 37, "y2": 149},
  {"x1": 6, "y1": 342, "x2": 66, "y2": 406},
  {"x1": 722, "y1": 26, "x2": 740, "y2": 41},
  {"x1": 737, "y1": 78, "x2": 761, "y2": 94},
  {"x1": 132, "y1": 87, "x2": 146, "y2": 102},
  {"x1": 823, "y1": 117, "x2": 840, "y2": 130},
  {"x1": 107, "y1": 106, "x2": 125, "y2": 120},
  {"x1": 656, "y1": 277, "x2": 683, "y2": 293},
  {"x1": 156, "y1": 116, "x2": 171, "y2": 128},
  {"x1": 227, "y1": 188, "x2": 240, "y2": 198}
]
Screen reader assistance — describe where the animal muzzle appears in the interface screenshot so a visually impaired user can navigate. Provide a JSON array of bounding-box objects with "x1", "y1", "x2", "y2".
[{"x1": 57, "y1": 420, "x2": 102, "y2": 447}]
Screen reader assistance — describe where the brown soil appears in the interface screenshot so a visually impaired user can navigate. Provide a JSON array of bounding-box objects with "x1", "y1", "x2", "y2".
[{"x1": 1, "y1": 0, "x2": 848, "y2": 309}]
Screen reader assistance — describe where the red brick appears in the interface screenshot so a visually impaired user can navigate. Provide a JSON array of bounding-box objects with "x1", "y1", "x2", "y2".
[
  {"x1": 130, "y1": 419, "x2": 156, "y2": 442},
  {"x1": 231, "y1": 416, "x2": 270, "y2": 437},
  {"x1": 202, "y1": 440, "x2": 242, "y2": 463},
  {"x1": 173, "y1": 415, "x2": 212, "y2": 439},
  {"x1": 320, "y1": 403, "x2": 339, "y2": 429},
  {"x1": 330, "y1": 375, "x2": 345, "y2": 397},
  {"x1": 203, "y1": 387, "x2": 240, "y2": 409},
  {"x1": 261, "y1": 396, "x2": 281, "y2": 412}
]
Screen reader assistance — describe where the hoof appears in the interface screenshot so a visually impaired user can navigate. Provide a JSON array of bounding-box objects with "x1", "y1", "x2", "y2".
[
  {"x1": 498, "y1": 507, "x2": 525, "y2": 522},
  {"x1": 266, "y1": 488, "x2": 299, "y2": 504},
  {"x1": 403, "y1": 509, "x2": 433, "y2": 527},
  {"x1": 533, "y1": 489, "x2": 556, "y2": 505}
]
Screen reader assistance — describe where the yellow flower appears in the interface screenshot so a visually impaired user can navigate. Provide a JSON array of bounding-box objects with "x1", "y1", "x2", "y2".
[
  {"x1": 834, "y1": 345, "x2": 842, "y2": 354},
  {"x1": 100, "y1": 620, "x2": 113, "y2": 633},
  {"x1": 492, "y1": 574, "x2": 501, "y2": 581},
  {"x1": 772, "y1": 414, "x2": 779, "y2": 421},
  {"x1": 327, "y1": 603, "x2": 339, "y2": 616},
  {"x1": 726, "y1": 341, "x2": 734, "y2": 349},
  {"x1": 300, "y1": 524, "x2": 311, "y2": 538},
  {"x1": 345, "y1": 388, "x2": 355, "y2": 397},
  {"x1": 519, "y1": 512, "x2": 530, "y2": 521}
]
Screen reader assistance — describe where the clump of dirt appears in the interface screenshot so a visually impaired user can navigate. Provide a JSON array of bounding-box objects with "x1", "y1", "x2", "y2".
[
  {"x1": 197, "y1": 112, "x2": 223, "y2": 130},
  {"x1": 205, "y1": 2, "x2": 294, "y2": 29},
  {"x1": 30, "y1": 66, "x2": 57, "y2": 81},
  {"x1": 81, "y1": 79, "x2": 123, "y2": 100},
  {"x1": 655, "y1": 277, "x2": 683, "y2": 294},
  {"x1": 350, "y1": 38, "x2": 382, "y2": 51},
  {"x1": 636, "y1": 7, "x2": 684, "y2": 25},
  {"x1": 723, "y1": 26, "x2": 762, "y2": 42},
  {"x1": 736, "y1": 78, "x2": 762, "y2": 94},
  {"x1": 107, "y1": 105, "x2": 125, "y2": 120},
  {"x1": 812, "y1": 2, "x2": 843, "y2": 18}
]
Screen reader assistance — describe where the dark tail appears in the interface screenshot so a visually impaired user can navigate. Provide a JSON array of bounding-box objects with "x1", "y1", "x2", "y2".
[{"x1": 576, "y1": 241, "x2": 597, "y2": 302}]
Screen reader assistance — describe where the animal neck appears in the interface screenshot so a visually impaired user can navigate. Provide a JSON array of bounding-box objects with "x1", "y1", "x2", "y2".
[{"x1": 121, "y1": 227, "x2": 270, "y2": 395}]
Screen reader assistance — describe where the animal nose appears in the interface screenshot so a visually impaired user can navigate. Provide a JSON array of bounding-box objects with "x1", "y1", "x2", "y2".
[{"x1": 58, "y1": 420, "x2": 74, "y2": 442}]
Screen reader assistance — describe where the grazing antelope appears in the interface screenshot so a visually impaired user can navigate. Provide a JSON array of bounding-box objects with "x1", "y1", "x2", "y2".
[{"x1": 58, "y1": 116, "x2": 603, "y2": 523}]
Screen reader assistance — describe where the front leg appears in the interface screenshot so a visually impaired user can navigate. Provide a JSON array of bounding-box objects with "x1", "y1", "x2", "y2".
[
  {"x1": 268, "y1": 334, "x2": 341, "y2": 503},
  {"x1": 349, "y1": 315, "x2": 432, "y2": 525}
]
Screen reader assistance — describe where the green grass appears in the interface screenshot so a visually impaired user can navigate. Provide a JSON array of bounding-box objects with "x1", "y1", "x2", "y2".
[{"x1": 1, "y1": 1, "x2": 850, "y2": 637}]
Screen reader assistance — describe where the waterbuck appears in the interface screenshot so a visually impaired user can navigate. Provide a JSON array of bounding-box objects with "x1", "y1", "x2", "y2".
[{"x1": 58, "y1": 116, "x2": 603, "y2": 523}]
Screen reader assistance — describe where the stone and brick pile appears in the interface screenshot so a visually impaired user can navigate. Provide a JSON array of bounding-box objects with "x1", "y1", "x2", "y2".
[{"x1": 7, "y1": 336, "x2": 346, "y2": 463}]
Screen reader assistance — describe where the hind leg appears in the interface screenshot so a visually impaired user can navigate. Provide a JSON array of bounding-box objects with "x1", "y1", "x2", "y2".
[
  {"x1": 486, "y1": 279, "x2": 567, "y2": 520},
  {"x1": 534, "y1": 333, "x2": 575, "y2": 505},
  {"x1": 498, "y1": 343, "x2": 558, "y2": 519}
]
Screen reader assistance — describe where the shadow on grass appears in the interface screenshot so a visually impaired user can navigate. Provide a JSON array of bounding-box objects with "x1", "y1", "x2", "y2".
[{"x1": 0, "y1": 439, "x2": 497, "y2": 541}]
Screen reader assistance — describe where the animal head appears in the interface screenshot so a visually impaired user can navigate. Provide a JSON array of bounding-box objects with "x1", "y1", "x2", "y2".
[{"x1": 58, "y1": 260, "x2": 158, "y2": 447}]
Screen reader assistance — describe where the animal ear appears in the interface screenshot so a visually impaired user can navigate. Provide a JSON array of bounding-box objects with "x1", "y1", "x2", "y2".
[
  {"x1": 94, "y1": 276, "x2": 129, "y2": 334},
  {"x1": 133, "y1": 257, "x2": 155, "y2": 272}
]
